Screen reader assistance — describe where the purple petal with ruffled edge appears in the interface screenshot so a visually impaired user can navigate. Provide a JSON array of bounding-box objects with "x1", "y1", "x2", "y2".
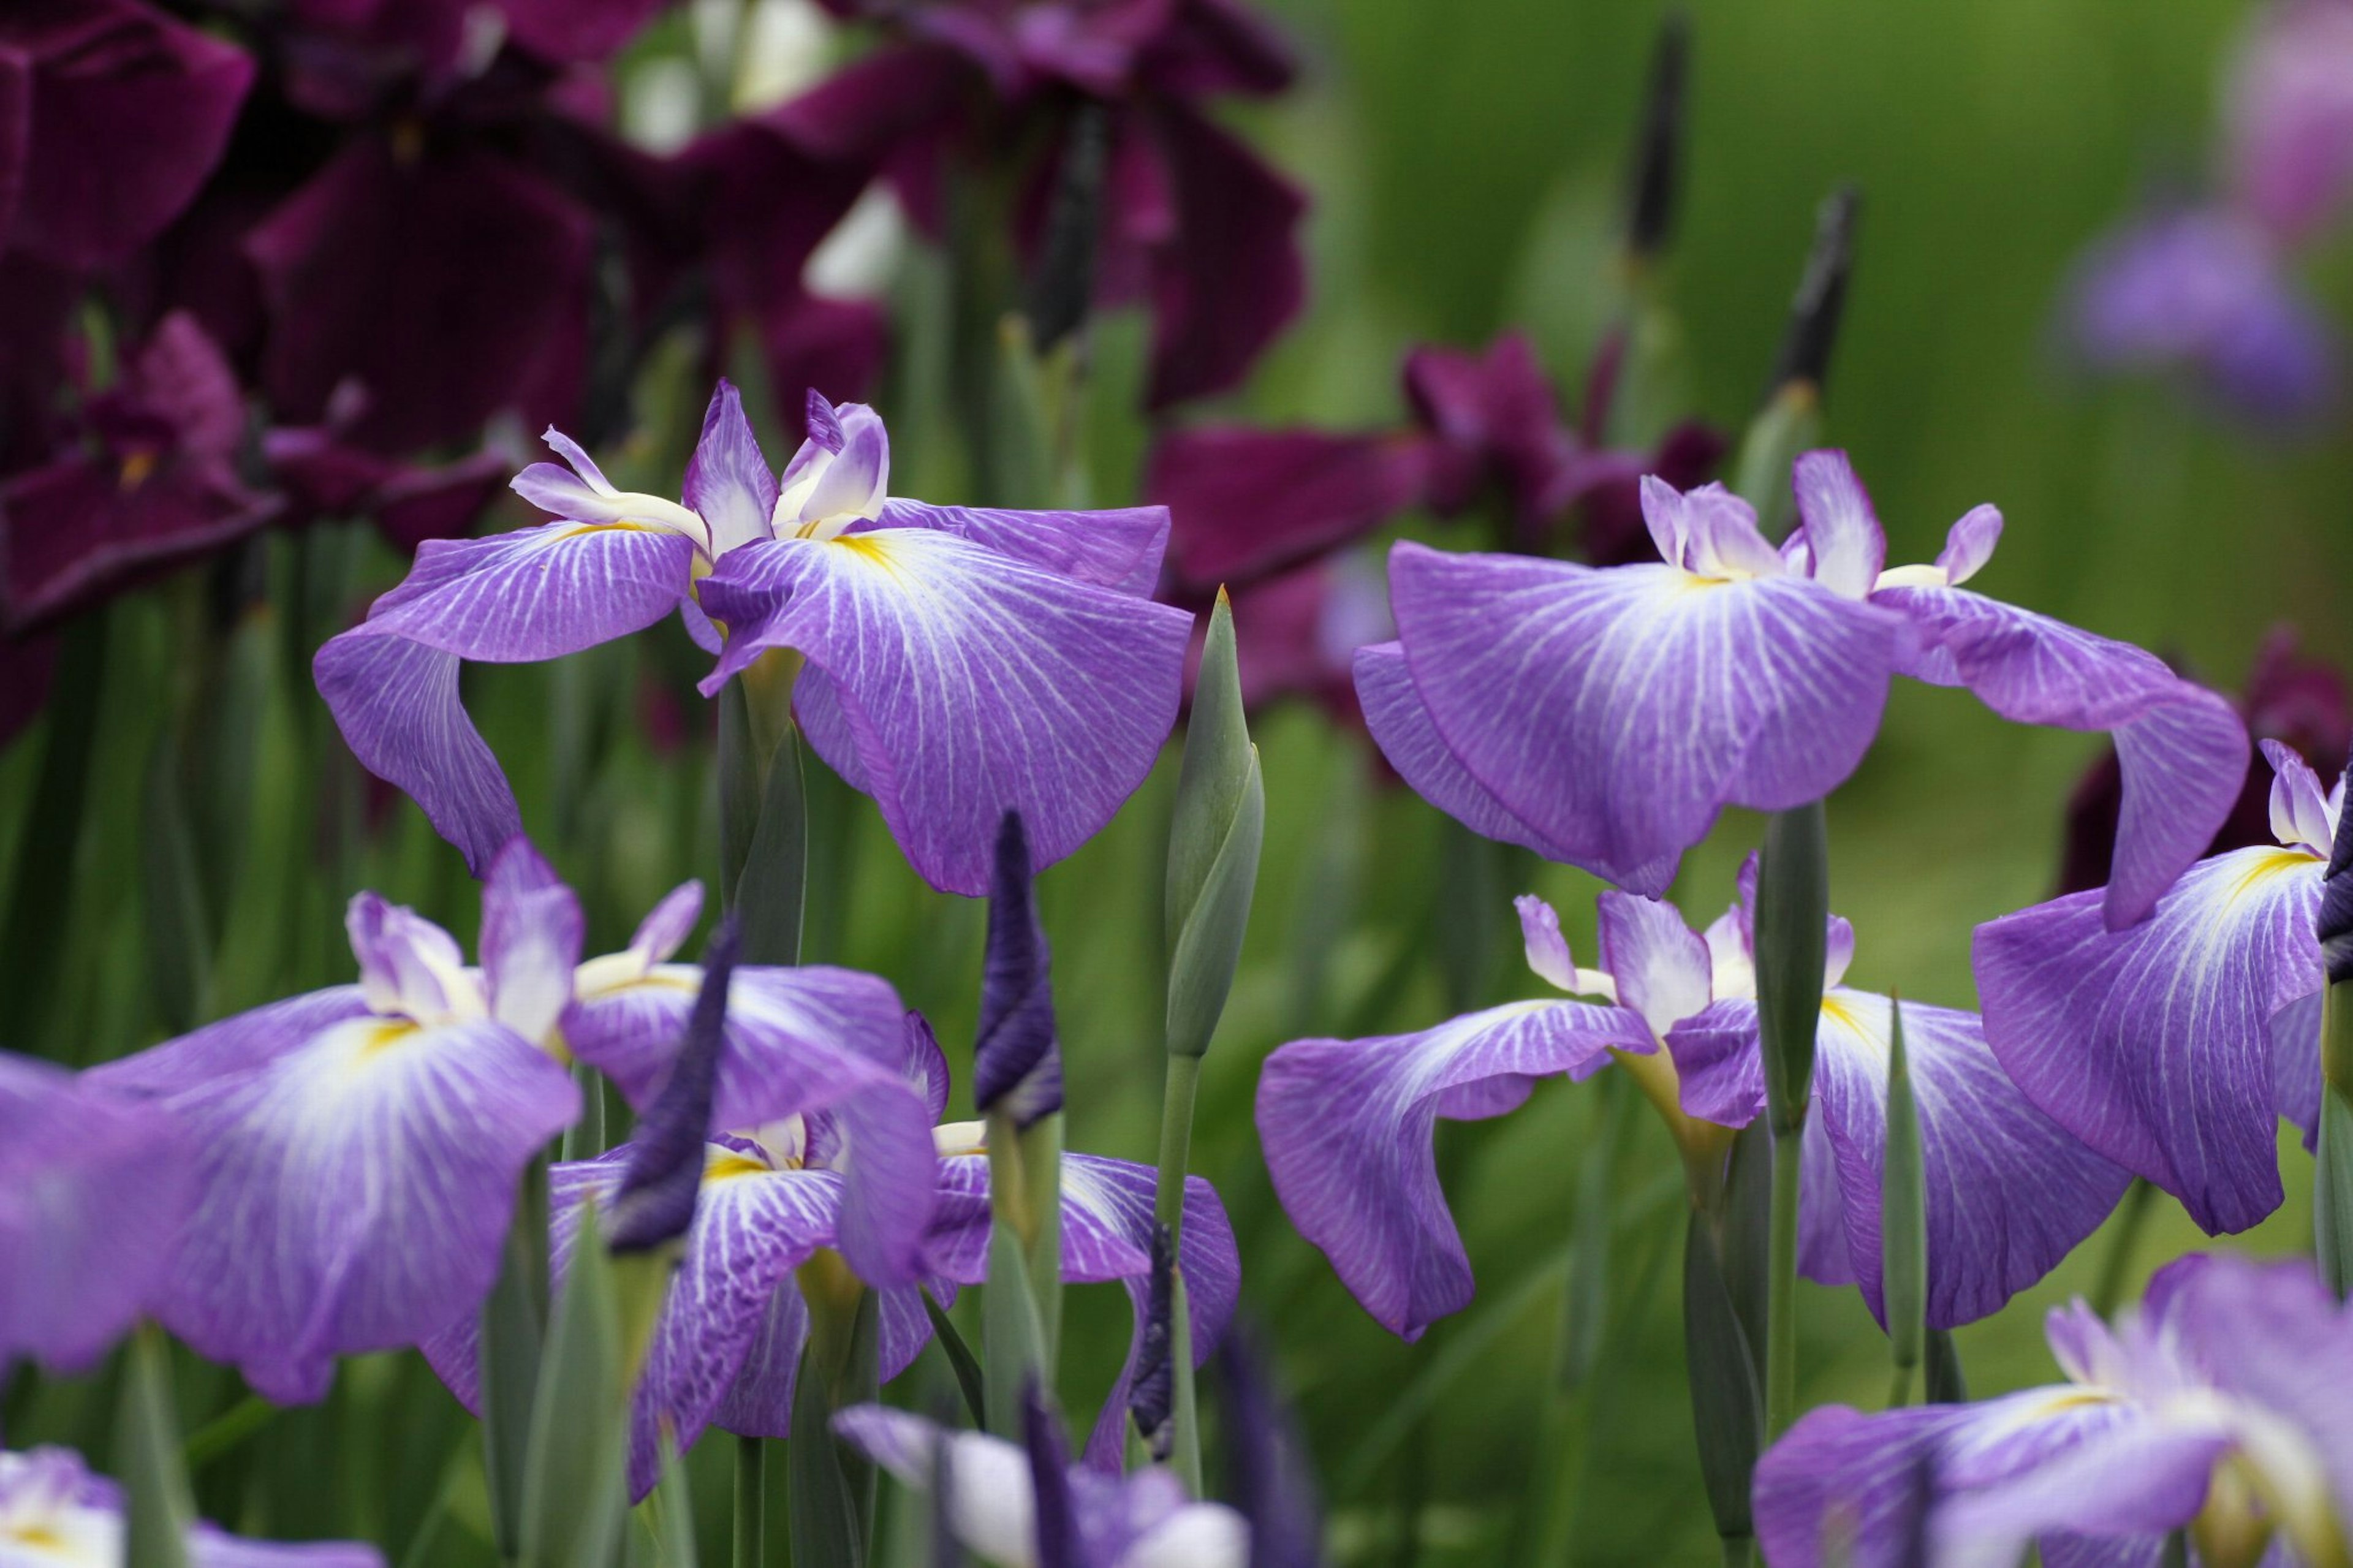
[
  {"x1": 1257, "y1": 999, "x2": 1656, "y2": 1339},
  {"x1": 1879, "y1": 584, "x2": 2251, "y2": 928},
  {"x1": 877, "y1": 499, "x2": 1169, "y2": 598},
  {"x1": 683, "y1": 380, "x2": 779, "y2": 558},
  {"x1": 695, "y1": 526, "x2": 1191, "y2": 896},
  {"x1": 0, "y1": 1055, "x2": 194, "y2": 1373},
  {"x1": 1387, "y1": 542, "x2": 1905, "y2": 885},
  {"x1": 316, "y1": 523, "x2": 699, "y2": 873},
  {"x1": 93, "y1": 1004, "x2": 575, "y2": 1401},
  {"x1": 566, "y1": 963, "x2": 934, "y2": 1286},
  {"x1": 1976, "y1": 843, "x2": 2324, "y2": 1234}
]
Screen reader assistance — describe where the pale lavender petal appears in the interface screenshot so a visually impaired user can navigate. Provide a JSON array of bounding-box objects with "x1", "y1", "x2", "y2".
[
  {"x1": 1594, "y1": 891, "x2": 1711, "y2": 1036},
  {"x1": 1389, "y1": 542, "x2": 1905, "y2": 884},
  {"x1": 131, "y1": 1014, "x2": 577, "y2": 1401},
  {"x1": 696, "y1": 530, "x2": 1191, "y2": 896},
  {"x1": 2171, "y1": 1256, "x2": 2353, "y2": 1515},
  {"x1": 344, "y1": 894, "x2": 469, "y2": 1021},
  {"x1": 1877, "y1": 584, "x2": 2251, "y2": 927},
  {"x1": 1257, "y1": 999, "x2": 1655, "y2": 1338},
  {"x1": 1789, "y1": 451, "x2": 1887, "y2": 599},
  {"x1": 629, "y1": 881, "x2": 705, "y2": 967},
  {"x1": 88, "y1": 990, "x2": 373, "y2": 1095},
  {"x1": 876, "y1": 499, "x2": 1169, "y2": 598},
  {"x1": 2271, "y1": 990, "x2": 2324, "y2": 1151},
  {"x1": 1934, "y1": 1416, "x2": 2229, "y2": 1563},
  {"x1": 316, "y1": 525, "x2": 699, "y2": 873},
  {"x1": 1514, "y1": 895, "x2": 1580, "y2": 991},
  {"x1": 683, "y1": 380, "x2": 779, "y2": 559},
  {"x1": 0, "y1": 1056, "x2": 195, "y2": 1373},
  {"x1": 479, "y1": 838, "x2": 583, "y2": 1045},
  {"x1": 1976, "y1": 844, "x2": 2325, "y2": 1233},
  {"x1": 1752, "y1": 1403, "x2": 1957, "y2": 1568},
  {"x1": 566, "y1": 964, "x2": 934, "y2": 1286},
  {"x1": 2263, "y1": 738, "x2": 2335, "y2": 855},
  {"x1": 191, "y1": 1529, "x2": 386, "y2": 1567},
  {"x1": 1935, "y1": 506, "x2": 2003, "y2": 587},
  {"x1": 1809, "y1": 993, "x2": 2130, "y2": 1328},
  {"x1": 802, "y1": 405, "x2": 889, "y2": 522},
  {"x1": 1668, "y1": 483, "x2": 1784, "y2": 581}
]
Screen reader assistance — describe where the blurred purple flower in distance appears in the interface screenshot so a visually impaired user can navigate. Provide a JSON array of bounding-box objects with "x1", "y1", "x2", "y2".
[
  {"x1": 1754, "y1": 1253, "x2": 2353, "y2": 1567},
  {"x1": 1365, "y1": 451, "x2": 2248, "y2": 923},
  {"x1": 0, "y1": 1447, "x2": 381, "y2": 1566},
  {"x1": 2228, "y1": 0, "x2": 2353, "y2": 241},
  {"x1": 1977, "y1": 740, "x2": 2346, "y2": 1234},
  {"x1": 1258, "y1": 860, "x2": 2123, "y2": 1341},
  {"x1": 0, "y1": 1053, "x2": 193, "y2": 1374}
]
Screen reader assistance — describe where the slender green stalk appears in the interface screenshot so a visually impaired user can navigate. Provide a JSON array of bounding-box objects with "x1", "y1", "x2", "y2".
[
  {"x1": 1765, "y1": 1127, "x2": 1803, "y2": 1439},
  {"x1": 1151, "y1": 1053, "x2": 1202, "y2": 1232},
  {"x1": 2091, "y1": 1178, "x2": 2158, "y2": 1318},
  {"x1": 480, "y1": 1157, "x2": 551, "y2": 1564},
  {"x1": 733, "y1": 1436, "x2": 762, "y2": 1568},
  {"x1": 119, "y1": 1324, "x2": 194, "y2": 1568}
]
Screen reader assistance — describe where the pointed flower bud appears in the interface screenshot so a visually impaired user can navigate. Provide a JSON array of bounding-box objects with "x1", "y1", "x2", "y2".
[
  {"x1": 1026, "y1": 104, "x2": 1110, "y2": 354},
  {"x1": 606, "y1": 917, "x2": 740, "y2": 1254},
  {"x1": 1216, "y1": 1325, "x2": 1325, "y2": 1568},
  {"x1": 1767, "y1": 184, "x2": 1862, "y2": 399},
  {"x1": 1165, "y1": 591, "x2": 1265, "y2": 1059},
  {"x1": 1021, "y1": 1380, "x2": 1079, "y2": 1568},
  {"x1": 974, "y1": 814, "x2": 1062, "y2": 1128},
  {"x1": 1755, "y1": 801, "x2": 1829, "y2": 1134},
  {"x1": 1625, "y1": 9, "x2": 1692, "y2": 263},
  {"x1": 1128, "y1": 1222, "x2": 1178, "y2": 1464}
]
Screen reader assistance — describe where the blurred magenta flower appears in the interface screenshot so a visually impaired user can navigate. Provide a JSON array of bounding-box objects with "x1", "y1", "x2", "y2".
[
  {"x1": 1977, "y1": 740, "x2": 2339, "y2": 1235},
  {"x1": 2059, "y1": 629, "x2": 2351, "y2": 898},
  {"x1": 0, "y1": 1053, "x2": 192, "y2": 1374},
  {"x1": 0, "y1": 1447, "x2": 382, "y2": 1566},
  {"x1": 316, "y1": 380, "x2": 1190, "y2": 894},
  {"x1": 835, "y1": 1403, "x2": 1248, "y2": 1566},
  {"x1": 1754, "y1": 1253, "x2": 2353, "y2": 1567},
  {"x1": 1258, "y1": 862, "x2": 2121, "y2": 1341},
  {"x1": 0, "y1": 0, "x2": 254, "y2": 271},
  {"x1": 1148, "y1": 332, "x2": 1724, "y2": 593},
  {"x1": 426, "y1": 1008, "x2": 1237, "y2": 1496},
  {"x1": 1363, "y1": 451, "x2": 2247, "y2": 922},
  {"x1": 767, "y1": 0, "x2": 1306, "y2": 409},
  {"x1": 2227, "y1": 0, "x2": 2353, "y2": 242}
]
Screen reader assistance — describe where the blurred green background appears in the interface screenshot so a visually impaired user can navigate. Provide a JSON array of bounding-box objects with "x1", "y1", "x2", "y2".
[{"x1": 9, "y1": 0, "x2": 2352, "y2": 1562}]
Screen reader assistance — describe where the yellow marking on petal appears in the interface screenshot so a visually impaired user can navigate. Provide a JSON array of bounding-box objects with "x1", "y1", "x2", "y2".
[
  {"x1": 117, "y1": 451, "x2": 158, "y2": 492},
  {"x1": 703, "y1": 1153, "x2": 771, "y2": 1183},
  {"x1": 355, "y1": 1019, "x2": 419, "y2": 1058},
  {"x1": 829, "y1": 532, "x2": 906, "y2": 578},
  {"x1": 1820, "y1": 994, "x2": 1863, "y2": 1033},
  {"x1": 2224, "y1": 847, "x2": 2321, "y2": 906}
]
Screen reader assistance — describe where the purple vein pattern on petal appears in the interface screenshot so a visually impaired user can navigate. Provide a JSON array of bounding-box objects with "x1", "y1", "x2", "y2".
[
  {"x1": 1975, "y1": 844, "x2": 2324, "y2": 1235},
  {"x1": 1257, "y1": 999, "x2": 1655, "y2": 1339},
  {"x1": 103, "y1": 1012, "x2": 577, "y2": 1402},
  {"x1": 1808, "y1": 993, "x2": 2129, "y2": 1329},
  {"x1": 683, "y1": 381, "x2": 780, "y2": 558},
  {"x1": 315, "y1": 525, "x2": 699, "y2": 873},
  {"x1": 0, "y1": 1055, "x2": 195, "y2": 1373},
  {"x1": 876, "y1": 499, "x2": 1170, "y2": 598},
  {"x1": 1389, "y1": 543, "x2": 1904, "y2": 884},
  {"x1": 566, "y1": 964, "x2": 934, "y2": 1286},
  {"x1": 696, "y1": 530, "x2": 1191, "y2": 895},
  {"x1": 1877, "y1": 585, "x2": 2250, "y2": 928}
]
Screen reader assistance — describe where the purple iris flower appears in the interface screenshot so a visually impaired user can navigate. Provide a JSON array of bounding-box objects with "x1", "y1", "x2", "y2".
[
  {"x1": 834, "y1": 1404, "x2": 1247, "y2": 1567},
  {"x1": 0, "y1": 0, "x2": 254, "y2": 272},
  {"x1": 2065, "y1": 205, "x2": 2336, "y2": 424},
  {"x1": 1754, "y1": 1252, "x2": 2353, "y2": 1568},
  {"x1": 1976, "y1": 740, "x2": 2344, "y2": 1235},
  {"x1": 317, "y1": 382, "x2": 1191, "y2": 896},
  {"x1": 1258, "y1": 862, "x2": 2124, "y2": 1341},
  {"x1": 426, "y1": 1011, "x2": 1238, "y2": 1496},
  {"x1": 1360, "y1": 450, "x2": 2248, "y2": 925},
  {"x1": 85, "y1": 840, "x2": 937, "y2": 1401},
  {"x1": 0, "y1": 1053, "x2": 192, "y2": 1374},
  {"x1": 0, "y1": 1446, "x2": 381, "y2": 1566},
  {"x1": 1147, "y1": 332, "x2": 1724, "y2": 593}
]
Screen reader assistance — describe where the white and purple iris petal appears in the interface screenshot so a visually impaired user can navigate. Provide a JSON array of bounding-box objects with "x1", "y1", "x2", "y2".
[
  {"x1": 1976, "y1": 740, "x2": 2334, "y2": 1236},
  {"x1": 697, "y1": 392, "x2": 1192, "y2": 897},
  {"x1": 833, "y1": 1405, "x2": 1249, "y2": 1568},
  {"x1": 1753, "y1": 1254, "x2": 2353, "y2": 1568},
  {"x1": 86, "y1": 840, "x2": 585, "y2": 1402},
  {"x1": 0, "y1": 1446, "x2": 383, "y2": 1567},
  {"x1": 1364, "y1": 452, "x2": 2247, "y2": 926},
  {"x1": 0, "y1": 1055, "x2": 194, "y2": 1374}
]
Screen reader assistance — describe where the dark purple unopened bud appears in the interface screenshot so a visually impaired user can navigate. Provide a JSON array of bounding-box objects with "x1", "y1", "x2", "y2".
[
  {"x1": 1127, "y1": 1223, "x2": 1177, "y2": 1463},
  {"x1": 972, "y1": 814, "x2": 1061, "y2": 1127},
  {"x1": 1624, "y1": 9, "x2": 1692, "y2": 262},
  {"x1": 1021, "y1": 1379, "x2": 1079, "y2": 1568},
  {"x1": 1027, "y1": 104, "x2": 1110, "y2": 353},
  {"x1": 607, "y1": 917, "x2": 740, "y2": 1254},
  {"x1": 1766, "y1": 184, "x2": 1862, "y2": 398},
  {"x1": 2324, "y1": 743, "x2": 2353, "y2": 985},
  {"x1": 1216, "y1": 1324, "x2": 1324, "y2": 1568}
]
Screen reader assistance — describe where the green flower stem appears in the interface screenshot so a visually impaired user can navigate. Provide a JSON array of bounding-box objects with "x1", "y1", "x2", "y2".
[
  {"x1": 2316, "y1": 982, "x2": 2353, "y2": 1298},
  {"x1": 733, "y1": 1437, "x2": 761, "y2": 1568},
  {"x1": 1765, "y1": 1127, "x2": 1803, "y2": 1440},
  {"x1": 1151, "y1": 1052, "x2": 1201, "y2": 1233},
  {"x1": 2091, "y1": 1177, "x2": 2158, "y2": 1319}
]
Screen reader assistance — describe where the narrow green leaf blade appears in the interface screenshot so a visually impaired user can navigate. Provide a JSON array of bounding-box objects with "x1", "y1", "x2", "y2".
[
  {"x1": 920, "y1": 1291, "x2": 987, "y2": 1430},
  {"x1": 118, "y1": 1325, "x2": 194, "y2": 1568},
  {"x1": 1881, "y1": 998, "x2": 1927, "y2": 1395},
  {"x1": 520, "y1": 1213, "x2": 629, "y2": 1568},
  {"x1": 1164, "y1": 749, "x2": 1264, "y2": 1060},
  {"x1": 481, "y1": 1159, "x2": 551, "y2": 1560}
]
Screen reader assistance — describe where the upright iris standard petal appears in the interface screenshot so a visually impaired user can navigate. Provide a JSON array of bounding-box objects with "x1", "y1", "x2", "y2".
[
  {"x1": 479, "y1": 838, "x2": 586, "y2": 1045},
  {"x1": 1381, "y1": 539, "x2": 1906, "y2": 887},
  {"x1": 1976, "y1": 833, "x2": 2324, "y2": 1235},
  {"x1": 974, "y1": 814, "x2": 1061, "y2": 1128},
  {"x1": 683, "y1": 382, "x2": 782, "y2": 558},
  {"x1": 697, "y1": 525, "x2": 1191, "y2": 896},
  {"x1": 1877, "y1": 583, "x2": 2251, "y2": 928},
  {"x1": 0, "y1": 1055, "x2": 194, "y2": 1373},
  {"x1": 1256, "y1": 999, "x2": 1656, "y2": 1338},
  {"x1": 315, "y1": 522, "x2": 700, "y2": 872}
]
